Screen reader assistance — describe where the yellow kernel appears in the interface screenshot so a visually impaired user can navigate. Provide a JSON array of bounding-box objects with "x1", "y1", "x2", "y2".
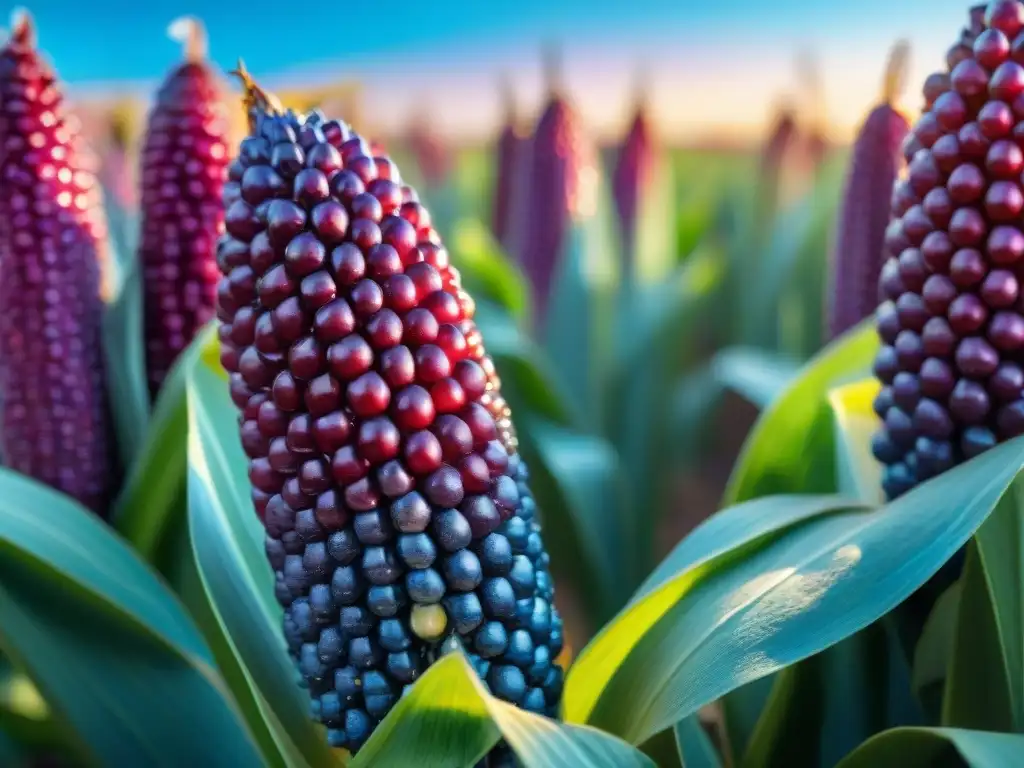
[{"x1": 410, "y1": 604, "x2": 447, "y2": 641}]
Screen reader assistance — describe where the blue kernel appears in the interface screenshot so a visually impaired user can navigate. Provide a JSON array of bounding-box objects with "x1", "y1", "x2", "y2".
[
  {"x1": 354, "y1": 509, "x2": 393, "y2": 545},
  {"x1": 344, "y1": 708, "x2": 372, "y2": 747},
  {"x1": 378, "y1": 618, "x2": 412, "y2": 652},
  {"x1": 349, "y1": 637, "x2": 382, "y2": 669},
  {"x1": 505, "y1": 629, "x2": 534, "y2": 667},
  {"x1": 512, "y1": 597, "x2": 534, "y2": 629},
  {"x1": 462, "y1": 494, "x2": 501, "y2": 538},
  {"x1": 367, "y1": 584, "x2": 407, "y2": 617},
  {"x1": 433, "y1": 508, "x2": 473, "y2": 552},
  {"x1": 275, "y1": 576, "x2": 294, "y2": 608},
  {"x1": 444, "y1": 592, "x2": 484, "y2": 634},
  {"x1": 363, "y1": 670, "x2": 391, "y2": 696},
  {"x1": 502, "y1": 517, "x2": 530, "y2": 554},
  {"x1": 290, "y1": 599, "x2": 315, "y2": 639},
  {"x1": 317, "y1": 626, "x2": 345, "y2": 665},
  {"x1": 543, "y1": 666, "x2": 564, "y2": 703},
  {"x1": 488, "y1": 664, "x2": 527, "y2": 705},
  {"x1": 281, "y1": 530, "x2": 303, "y2": 555},
  {"x1": 299, "y1": 642, "x2": 327, "y2": 681},
  {"x1": 525, "y1": 532, "x2": 543, "y2": 561},
  {"x1": 523, "y1": 687, "x2": 546, "y2": 713},
  {"x1": 481, "y1": 577, "x2": 516, "y2": 619},
  {"x1": 390, "y1": 491, "x2": 432, "y2": 533},
  {"x1": 529, "y1": 598, "x2": 552, "y2": 640},
  {"x1": 334, "y1": 666, "x2": 361, "y2": 702},
  {"x1": 536, "y1": 571, "x2": 552, "y2": 599},
  {"x1": 407, "y1": 568, "x2": 446, "y2": 604},
  {"x1": 386, "y1": 651, "x2": 421, "y2": 684},
  {"x1": 508, "y1": 555, "x2": 535, "y2": 599},
  {"x1": 327, "y1": 728, "x2": 346, "y2": 748},
  {"x1": 327, "y1": 529, "x2": 360, "y2": 564},
  {"x1": 330, "y1": 566, "x2": 363, "y2": 605},
  {"x1": 339, "y1": 605, "x2": 374, "y2": 637},
  {"x1": 363, "y1": 546, "x2": 403, "y2": 585},
  {"x1": 491, "y1": 475, "x2": 520, "y2": 512},
  {"x1": 320, "y1": 692, "x2": 342, "y2": 726},
  {"x1": 284, "y1": 554, "x2": 308, "y2": 593},
  {"x1": 397, "y1": 532, "x2": 437, "y2": 569},
  {"x1": 517, "y1": 494, "x2": 536, "y2": 522},
  {"x1": 474, "y1": 621, "x2": 508, "y2": 658},
  {"x1": 295, "y1": 508, "x2": 325, "y2": 542},
  {"x1": 528, "y1": 645, "x2": 551, "y2": 685},
  {"x1": 365, "y1": 693, "x2": 395, "y2": 720},
  {"x1": 475, "y1": 533, "x2": 512, "y2": 576},
  {"x1": 302, "y1": 542, "x2": 331, "y2": 581},
  {"x1": 443, "y1": 549, "x2": 483, "y2": 591},
  {"x1": 309, "y1": 583, "x2": 336, "y2": 620},
  {"x1": 266, "y1": 536, "x2": 286, "y2": 569}
]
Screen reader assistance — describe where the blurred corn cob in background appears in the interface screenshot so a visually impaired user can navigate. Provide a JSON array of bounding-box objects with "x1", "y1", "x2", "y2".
[
  {"x1": 518, "y1": 46, "x2": 598, "y2": 325},
  {"x1": 137, "y1": 17, "x2": 229, "y2": 398},
  {"x1": 826, "y1": 40, "x2": 911, "y2": 340},
  {"x1": 0, "y1": 11, "x2": 116, "y2": 514},
  {"x1": 611, "y1": 69, "x2": 656, "y2": 282},
  {"x1": 491, "y1": 75, "x2": 525, "y2": 256}
]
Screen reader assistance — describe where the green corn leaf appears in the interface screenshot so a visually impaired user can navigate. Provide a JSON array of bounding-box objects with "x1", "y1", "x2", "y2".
[
  {"x1": 667, "y1": 365, "x2": 725, "y2": 466},
  {"x1": 737, "y1": 378, "x2": 919, "y2": 768},
  {"x1": 449, "y1": 218, "x2": 531, "y2": 322},
  {"x1": 911, "y1": 581, "x2": 961, "y2": 722},
  {"x1": 740, "y1": 619, "x2": 920, "y2": 768},
  {"x1": 629, "y1": 151, "x2": 678, "y2": 288},
  {"x1": 724, "y1": 319, "x2": 878, "y2": 506},
  {"x1": 836, "y1": 727, "x2": 1024, "y2": 767},
  {"x1": 543, "y1": 194, "x2": 619, "y2": 431},
  {"x1": 472, "y1": 300, "x2": 577, "y2": 428},
  {"x1": 186, "y1": 353, "x2": 340, "y2": 767},
  {"x1": 607, "y1": 247, "x2": 725, "y2": 580},
  {"x1": 354, "y1": 653, "x2": 652, "y2": 768},
  {"x1": 517, "y1": 413, "x2": 633, "y2": 630},
  {"x1": 942, "y1": 471, "x2": 1024, "y2": 733},
  {"x1": 712, "y1": 347, "x2": 801, "y2": 412},
  {"x1": 102, "y1": 254, "x2": 150, "y2": 468},
  {"x1": 675, "y1": 716, "x2": 721, "y2": 768},
  {"x1": 0, "y1": 468, "x2": 262, "y2": 766},
  {"x1": 828, "y1": 379, "x2": 885, "y2": 506},
  {"x1": 112, "y1": 329, "x2": 197, "y2": 563},
  {"x1": 563, "y1": 494, "x2": 867, "y2": 725},
  {"x1": 737, "y1": 195, "x2": 817, "y2": 350},
  {"x1": 565, "y1": 436, "x2": 1024, "y2": 747},
  {"x1": 719, "y1": 326, "x2": 879, "y2": 760}
]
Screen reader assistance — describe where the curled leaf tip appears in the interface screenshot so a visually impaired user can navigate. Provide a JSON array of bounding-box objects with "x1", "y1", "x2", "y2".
[
  {"x1": 10, "y1": 7, "x2": 34, "y2": 46},
  {"x1": 167, "y1": 15, "x2": 207, "y2": 63},
  {"x1": 883, "y1": 38, "x2": 911, "y2": 104}
]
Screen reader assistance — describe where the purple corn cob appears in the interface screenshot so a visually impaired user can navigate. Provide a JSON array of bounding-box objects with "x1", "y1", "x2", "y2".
[
  {"x1": 871, "y1": 1, "x2": 1024, "y2": 499},
  {"x1": 519, "y1": 48, "x2": 596, "y2": 325},
  {"x1": 491, "y1": 76, "x2": 524, "y2": 253},
  {"x1": 827, "y1": 40, "x2": 911, "y2": 340},
  {"x1": 138, "y1": 17, "x2": 229, "y2": 398},
  {"x1": 611, "y1": 80, "x2": 655, "y2": 275},
  {"x1": 0, "y1": 13, "x2": 116, "y2": 514},
  {"x1": 215, "y1": 65, "x2": 564, "y2": 754}
]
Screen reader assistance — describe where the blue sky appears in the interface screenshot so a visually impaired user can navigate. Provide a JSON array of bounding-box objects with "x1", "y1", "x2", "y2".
[{"x1": 7, "y1": 1, "x2": 988, "y2": 140}]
